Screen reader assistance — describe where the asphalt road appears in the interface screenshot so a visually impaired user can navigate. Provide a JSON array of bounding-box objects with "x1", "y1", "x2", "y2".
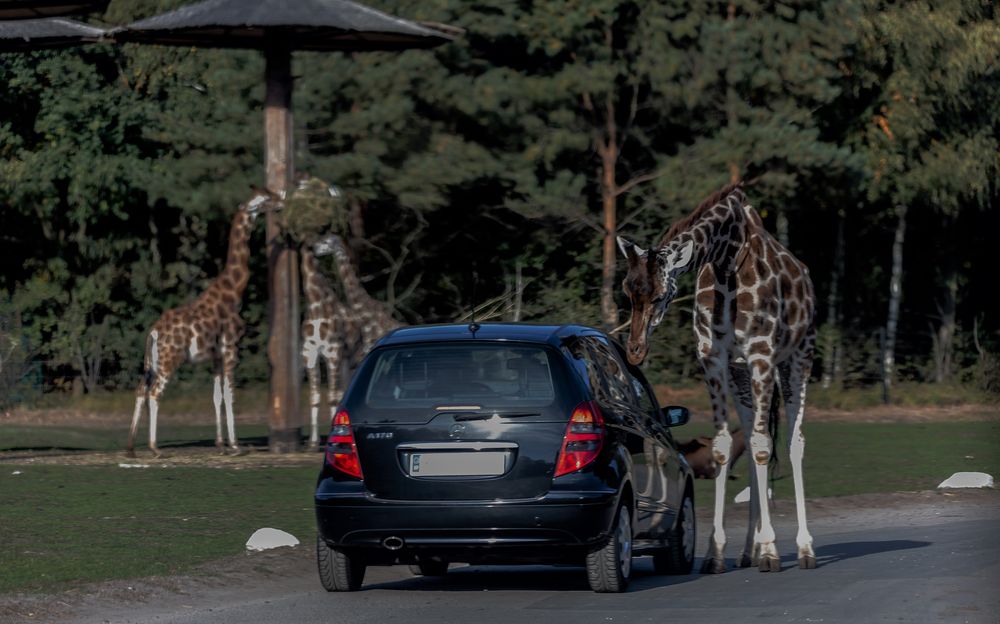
[{"x1": 55, "y1": 490, "x2": 1000, "y2": 624}]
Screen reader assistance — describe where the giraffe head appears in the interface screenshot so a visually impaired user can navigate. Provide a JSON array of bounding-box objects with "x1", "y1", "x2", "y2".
[
  {"x1": 617, "y1": 236, "x2": 695, "y2": 365},
  {"x1": 245, "y1": 186, "x2": 282, "y2": 222},
  {"x1": 310, "y1": 233, "x2": 338, "y2": 257}
]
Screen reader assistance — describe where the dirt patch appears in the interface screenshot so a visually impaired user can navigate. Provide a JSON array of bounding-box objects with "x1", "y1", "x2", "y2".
[
  {"x1": 1, "y1": 408, "x2": 269, "y2": 428},
  {"x1": 0, "y1": 445, "x2": 321, "y2": 468}
]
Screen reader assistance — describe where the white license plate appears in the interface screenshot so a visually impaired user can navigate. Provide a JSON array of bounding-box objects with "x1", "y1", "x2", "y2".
[{"x1": 409, "y1": 451, "x2": 506, "y2": 477}]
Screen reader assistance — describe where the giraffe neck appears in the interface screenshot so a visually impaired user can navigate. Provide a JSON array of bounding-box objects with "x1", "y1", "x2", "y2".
[
  {"x1": 301, "y1": 248, "x2": 337, "y2": 309},
  {"x1": 662, "y1": 190, "x2": 751, "y2": 277},
  {"x1": 219, "y1": 209, "x2": 253, "y2": 295},
  {"x1": 330, "y1": 236, "x2": 372, "y2": 309}
]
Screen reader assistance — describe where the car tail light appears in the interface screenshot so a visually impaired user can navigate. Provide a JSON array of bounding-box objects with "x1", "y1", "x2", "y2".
[
  {"x1": 554, "y1": 401, "x2": 604, "y2": 477},
  {"x1": 326, "y1": 409, "x2": 363, "y2": 479}
]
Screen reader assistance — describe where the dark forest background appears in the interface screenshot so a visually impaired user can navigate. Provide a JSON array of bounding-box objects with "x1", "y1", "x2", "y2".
[{"x1": 1, "y1": 0, "x2": 998, "y2": 409}]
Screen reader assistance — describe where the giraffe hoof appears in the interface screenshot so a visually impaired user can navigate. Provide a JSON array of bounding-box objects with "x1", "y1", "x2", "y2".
[
  {"x1": 124, "y1": 449, "x2": 136, "y2": 459},
  {"x1": 758, "y1": 555, "x2": 781, "y2": 573},
  {"x1": 798, "y1": 555, "x2": 817, "y2": 570},
  {"x1": 228, "y1": 446, "x2": 246, "y2": 457},
  {"x1": 700, "y1": 557, "x2": 726, "y2": 574},
  {"x1": 736, "y1": 552, "x2": 754, "y2": 568}
]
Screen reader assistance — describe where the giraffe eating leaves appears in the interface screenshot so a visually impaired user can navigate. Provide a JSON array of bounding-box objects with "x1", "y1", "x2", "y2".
[
  {"x1": 617, "y1": 182, "x2": 817, "y2": 573},
  {"x1": 299, "y1": 233, "x2": 403, "y2": 448},
  {"x1": 127, "y1": 188, "x2": 280, "y2": 458}
]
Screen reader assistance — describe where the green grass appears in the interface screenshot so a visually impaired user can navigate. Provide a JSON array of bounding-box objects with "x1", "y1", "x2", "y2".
[
  {"x1": 0, "y1": 464, "x2": 318, "y2": 594},
  {"x1": 28, "y1": 383, "x2": 273, "y2": 416},
  {"x1": 0, "y1": 423, "x2": 270, "y2": 452},
  {"x1": 0, "y1": 420, "x2": 997, "y2": 594},
  {"x1": 688, "y1": 420, "x2": 1000, "y2": 509}
]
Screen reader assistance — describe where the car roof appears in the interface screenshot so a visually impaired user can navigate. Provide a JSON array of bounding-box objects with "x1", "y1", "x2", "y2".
[{"x1": 374, "y1": 322, "x2": 609, "y2": 349}]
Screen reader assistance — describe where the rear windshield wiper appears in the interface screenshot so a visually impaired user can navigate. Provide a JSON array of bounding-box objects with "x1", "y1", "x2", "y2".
[{"x1": 452, "y1": 411, "x2": 542, "y2": 421}]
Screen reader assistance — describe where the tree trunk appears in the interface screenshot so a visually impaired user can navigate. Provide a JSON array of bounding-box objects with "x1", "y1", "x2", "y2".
[
  {"x1": 265, "y1": 44, "x2": 301, "y2": 453},
  {"x1": 932, "y1": 270, "x2": 957, "y2": 383},
  {"x1": 882, "y1": 204, "x2": 907, "y2": 404},
  {"x1": 821, "y1": 212, "x2": 845, "y2": 389},
  {"x1": 513, "y1": 260, "x2": 523, "y2": 322},
  {"x1": 599, "y1": 92, "x2": 619, "y2": 331},
  {"x1": 775, "y1": 207, "x2": 790, "y2": 249}
]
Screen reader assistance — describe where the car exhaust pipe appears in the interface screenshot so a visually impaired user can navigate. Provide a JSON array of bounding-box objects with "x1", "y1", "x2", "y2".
[{"x1": 382, "y1": 536, "x2": 405, "y2": 550}]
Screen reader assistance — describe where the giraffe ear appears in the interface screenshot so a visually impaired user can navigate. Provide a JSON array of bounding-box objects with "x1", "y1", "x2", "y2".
[
  {"x1": 617, "y1": 236, "x2": 645, "y2": 264},
  {"x1": 662, "y1": 239, "x2": 694, "y2": 271}
]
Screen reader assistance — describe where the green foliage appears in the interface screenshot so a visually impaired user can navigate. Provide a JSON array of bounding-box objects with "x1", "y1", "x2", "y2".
[
  {"x1": 0, "y1": 0, "x2": 996, "y2": 405},
  {"x1": 280, "y1": 177, "x2": 349, "y2": 244}
]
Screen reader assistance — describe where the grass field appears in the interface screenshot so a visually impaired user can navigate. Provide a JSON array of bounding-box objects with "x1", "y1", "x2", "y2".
[
  {"x1": 0, "y1": 419, "x2": 998, "y2": 594},
  {"x1": 0, "y1": 463, "x2": 317, "y2": 594}
]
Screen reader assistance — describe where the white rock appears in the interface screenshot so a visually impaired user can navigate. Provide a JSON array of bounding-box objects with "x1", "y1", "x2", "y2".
[
  {"x1": 246, "y1": 528, "x2": 300, "y2": 552},
  {"x1": 11, "y1": 470, "x2": 22, "y2": 475},
  {"x1": 734, "y1": 486, "x2": 773, "y2": 503},
  {"x1": 118, "y1": 463, "x2": 150, "y2": 469},
  {"x1": 937, "y1": 472, "x2": 993, "y2": 489}
]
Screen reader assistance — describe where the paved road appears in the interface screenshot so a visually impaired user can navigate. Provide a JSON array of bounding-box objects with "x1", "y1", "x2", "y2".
[{"x1": 62, "y1": 491, "x2": 1000, "y2": 624}]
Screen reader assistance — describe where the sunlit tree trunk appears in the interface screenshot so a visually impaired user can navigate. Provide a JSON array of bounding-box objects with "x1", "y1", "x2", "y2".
[
  {"x1": 882, "y1": 204, "x2": 907, "y2": 404},
  {"x1": 931, "y1": 269, "x2": 957, "y2": 383},
  {"x1": 821, "y1": 212, "x2": 845, "y2": 389}
]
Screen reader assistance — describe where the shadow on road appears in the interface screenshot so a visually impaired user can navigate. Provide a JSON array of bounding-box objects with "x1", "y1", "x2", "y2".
[
  {"x1": 796, "y1": 539, "x2": 931, "y2": 567},
  {"x1": 363, "y1": 558, "x2": 701, "y2": 593}
]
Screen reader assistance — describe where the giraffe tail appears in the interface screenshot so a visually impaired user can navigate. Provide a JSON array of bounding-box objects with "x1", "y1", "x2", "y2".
[
  {"x1": 768, "y1": 381, "x2": 780, "y2": 473},
  {"x1": 139, "y1": 330, "x2": 159, "y2": 393}
]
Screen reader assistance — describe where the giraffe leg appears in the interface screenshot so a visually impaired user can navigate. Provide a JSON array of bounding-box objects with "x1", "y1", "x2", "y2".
[
  {"x1": 213, "y1": 368, "x2": 225, "y2": 454},
  {"x1": 148, "y1": 375, "x2": 168, "y2": 459},
  {"x1": 127, "y1": 383, "x2": 145, "y2": 459},
  {"x1": 749, "y1": 360, "x2": 780, "y2": 573},
  {"x1": 729, "y1": 365, "x2": 759, "y2": 568},
  {"x1": 222, "y1": 342, "x2": 242, "y2": 455},
  {"x1": 699, "y1": 354, "x2": 732, "y2": 574},
  {"x1": 305, "y1": 354, "x2": 320, "y2": 451},
  {"x1": 326, "y1": 341, "x2": 343, "y2": 424},
  {"x1": 781, "y1": 354, "x2": 816, "y2": 569}
]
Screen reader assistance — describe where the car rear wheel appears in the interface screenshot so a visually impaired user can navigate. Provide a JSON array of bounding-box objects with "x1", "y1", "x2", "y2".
[
  {"x1": 317, "y1": 534, "x2": 366, "y2": 591},
  {"x1": 586, "y1": 504, "x2": 632, "y2": 593},
  {"x1": 653, "y1": 489, "x2": 695, "y2": 574},
  {"x1": 408, "y1": 560, "x2": 449, "y2": 576}
]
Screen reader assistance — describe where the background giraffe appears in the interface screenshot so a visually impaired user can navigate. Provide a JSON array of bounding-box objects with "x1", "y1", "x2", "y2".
[
  {"x1": 328, "y1": 234, "x2": 403, "y2": 365},
  {"x1": 127, "y1": 189, "x2": 277, "y2": 458},
  {"x1": 300, "y1": 234, "x2": 348, "y2": 449},
  {"x1": 617, "y1": 182, "x2": 817, "y2": 573}
]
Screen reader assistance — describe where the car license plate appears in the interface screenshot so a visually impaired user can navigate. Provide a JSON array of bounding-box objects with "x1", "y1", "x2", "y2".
[{"x1": 409, "y1": 451, "x2": 506, "y2": 477}]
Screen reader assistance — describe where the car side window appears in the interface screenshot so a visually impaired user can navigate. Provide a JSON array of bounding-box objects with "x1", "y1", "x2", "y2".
[
  {"x1": 565, "y1": 337, "x2": 612, "y2": 404},
  {"x1": 587, "y1": 337, "x2": 640, "y2": 411}
]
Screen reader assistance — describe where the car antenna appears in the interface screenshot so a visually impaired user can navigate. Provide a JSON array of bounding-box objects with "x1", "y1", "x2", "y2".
[{"x1": 469, "y1": 270, "x2": 480, "y2": 334}]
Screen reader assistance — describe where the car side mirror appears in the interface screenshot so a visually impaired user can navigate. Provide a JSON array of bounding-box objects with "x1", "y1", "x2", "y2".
[{"x1": 662, "y1": 405, "x2": 690, "y2": 427}]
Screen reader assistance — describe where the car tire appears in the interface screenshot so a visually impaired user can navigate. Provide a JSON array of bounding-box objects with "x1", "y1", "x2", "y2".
[
  {"x1": 586, "y1": 504, "x2": 632, "y2": 593},
  {"x1": 408, "y1": 560, "x2": 449, "y2": 576},
  {"x1": 653, "y1": 489, "x2": 695, "y2": 575},
  {"x1": 317, "y1": 534, "x2": 366, "y2": 591}
]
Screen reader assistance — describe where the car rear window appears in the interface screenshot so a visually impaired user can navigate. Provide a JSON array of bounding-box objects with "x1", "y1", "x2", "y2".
[{"x1": 363, "y1": 344, "x2": 556, "y2": 408}]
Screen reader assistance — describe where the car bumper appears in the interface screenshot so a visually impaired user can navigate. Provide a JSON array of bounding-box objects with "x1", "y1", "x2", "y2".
[{"x1": 315, "y1": 480, "x2": 619, "y2": 564}]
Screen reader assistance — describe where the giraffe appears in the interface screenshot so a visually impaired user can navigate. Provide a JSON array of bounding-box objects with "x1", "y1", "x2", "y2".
[
  {"x1": 300, "y1": 234, "x2": 349, "y2": 449},
  {"x1": 127, "y1": 188, "x2": 279, "y2": 458},
  {"x1": 617, "y1": 181, "x2": 817, "y2": 573},
  {"x1": 328, "y1": 234, "x2": 402, "y2": 367}
]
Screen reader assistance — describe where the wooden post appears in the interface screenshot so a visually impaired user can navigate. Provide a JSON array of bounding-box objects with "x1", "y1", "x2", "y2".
[{"x1": 265, "y1": 43, "x2": 301, "y2": 453}]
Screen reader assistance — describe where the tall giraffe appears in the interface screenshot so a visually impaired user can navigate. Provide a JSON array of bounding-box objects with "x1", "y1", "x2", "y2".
[
  {"x1": 300, "y1": 234, "x2": 348, "y2": 449},
  {"x1": 328, "y1": 234, "x2": 403, "y2": 363},
  {"x1": 127, "y1": 189, "x2": 278, "y2": 458},
  {"x1": 617, "y1": 182, "x2": 817, "y2": 573}
]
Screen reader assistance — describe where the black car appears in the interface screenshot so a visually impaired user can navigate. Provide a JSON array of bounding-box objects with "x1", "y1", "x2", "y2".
[{"x1": 314, "y1": 323, "x2": 695, "y2": 593}]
